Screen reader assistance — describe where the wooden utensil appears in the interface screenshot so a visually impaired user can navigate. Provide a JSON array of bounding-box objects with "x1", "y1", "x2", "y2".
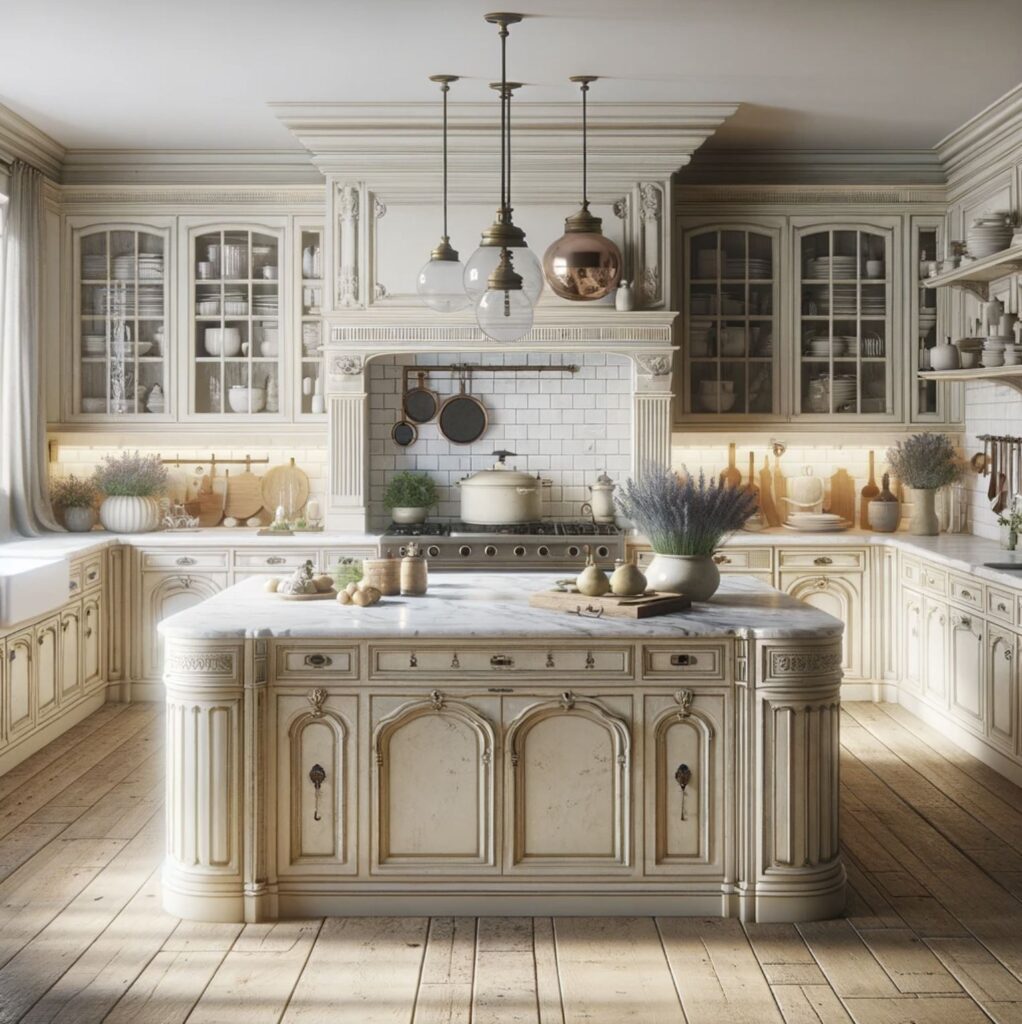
[
  {"x1": 758, "y1": 454, "x2": 780, "y2": 527},
  {"x1": 225, "y1": 456, "x2": 264, "y2": 521},
  {"x1": 994, "y1": 440, "x2": 1008, "y2": 514},
  {"x1": 746, "y1": 452, "x2": 759, "y2": 501},
  {"x1": 859, "y1": 450, "x2": 880, "y2": 529},
  {"x1": 720, "y1": 443, "x2": 742, "y2": 489},
  {"x1": 529, "y1": 588, "x2": 691, "y2": 619},
  {"x1": 262, "y1": 457, "x2": 310, "y2": 519},
  {"x1": 772, "y1": 448, "x2": 787, "y2": 522},
  {"x1": 196, "y1": 460, "x2": 226, "y2": 527},
  {"x1": 989, "y1": 439, "x2": 999, "y2": 503}
]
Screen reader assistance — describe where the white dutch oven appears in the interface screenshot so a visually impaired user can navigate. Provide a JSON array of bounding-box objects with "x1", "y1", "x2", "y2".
[{"x1": 455, "y1": 454, "x2": 551, "y2": 525}]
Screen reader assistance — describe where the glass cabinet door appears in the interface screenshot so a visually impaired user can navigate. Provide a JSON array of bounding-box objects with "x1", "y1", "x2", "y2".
[
  {"x1": 295, "y1": 222, "x2": 324, "y2": 418},
  {"x1": 913, "y1": 219, "x2": 943, "y2": 420},
  {"x1": 684, "y1": 226, "x2": 779, "y2": 417},
  {"x1": 75, "y1": 226, "x2": 170, "y2": 418},
  {"x1": 798, "y1": 226, "x2": 893, "y2": 417},
  {"x1": 191, "y1": 226, "x2": 284, "y2": 417}
]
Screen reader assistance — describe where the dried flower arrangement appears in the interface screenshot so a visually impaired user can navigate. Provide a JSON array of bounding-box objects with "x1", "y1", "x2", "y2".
[
  {"x1": 50, "y1": 474, "x2": 97, "y2": 509},
  {"x1": 886, "y1": 433, "x2": 961, "y2": 490},
  {"x1": 94, "y1": 451, "x2": 169, "y2": 497}
]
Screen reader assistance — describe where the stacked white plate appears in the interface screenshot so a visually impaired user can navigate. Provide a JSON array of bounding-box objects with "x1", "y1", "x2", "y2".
[
  {"x1": 221, "y1": 244, "x2": 246, "y2": 278},
  {"x1": 111, "y1": 254, "x2": 136, "y2": 280},
  {"x1": 807, "y1": 255, "x2": 858, "y2": 279},
  {"x1": 82, "y1": 254, "x2": 107, "y2": 279},
  {"x1": 137, "y1": 285, "x2": 163, "y2": 316},
  {"x1": 807, "y1": 337, "x2": 845, "y2": 358},
  {"x1": 724, "y1": 257, "x2": 771, "y2": 278},
  {"x1": 223, "y1": 290, "x2": 248, "y2": 315},
  {"x1": 138, "y1": 253, "x2": 163, "y2": 280},
  {"x1": 82, "y1": 334, "x2": 106, "y2": 356},
  {"x1": 252, "y1": 294, "x2": 278, "y2": 314},
  {"x1": 196, "y1": 297, "x2": 220, "y2": 315},
  {"x1": 830, "y1": 375, "x2": 857, "y2": 409},
  {"x1": 784, "y1": 512, "x2": 852, "y2": 533},
  {"x1": 967, "y1": 215, "x2": 1012, "y2": 258}
]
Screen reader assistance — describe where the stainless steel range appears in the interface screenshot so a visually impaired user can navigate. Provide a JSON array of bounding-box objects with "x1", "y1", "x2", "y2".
[{"x1": 379, "y1": 520, "x2": 626, "y2": 570}]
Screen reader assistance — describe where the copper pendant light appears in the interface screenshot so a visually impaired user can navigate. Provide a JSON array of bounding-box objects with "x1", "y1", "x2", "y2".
[{"x1": 543, "y1": 76, "x2": 623, "y2": 301}]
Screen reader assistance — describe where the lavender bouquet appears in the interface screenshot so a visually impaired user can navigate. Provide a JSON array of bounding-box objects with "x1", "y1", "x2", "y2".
[
  {"x1": 616, "y1": 465, "x2": 758, "y2": 556},
  {"x1": 886, "y1": 433, "x2": 961, "y2": 490},
  {"x1": 94, "y1": 451, "x2": 168, "y2": 497}
]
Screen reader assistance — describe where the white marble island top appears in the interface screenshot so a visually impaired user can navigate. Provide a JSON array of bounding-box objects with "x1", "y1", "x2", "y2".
[{"x1": 158, "y1": 571, "x2": 843, "y2": 642}]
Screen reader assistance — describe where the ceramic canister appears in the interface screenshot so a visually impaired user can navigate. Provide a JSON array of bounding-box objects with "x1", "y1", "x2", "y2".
[{"x1": 400, "y1": 542, "x2": 428, "y2": 596}]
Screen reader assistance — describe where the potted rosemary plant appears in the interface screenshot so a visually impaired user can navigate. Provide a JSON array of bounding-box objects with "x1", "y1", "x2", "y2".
[
  {"x1": 51, "y1": 474, "x2": 98, "y2": 533},
  {"x1": 94, "y1": 451, "x2": 168, "y2": 533},
  {"x1": 886, "y1": 433, "x2": 961, "y2": 536},
  {"x1": 616, "y1": 465, "x2": 758, "y2": 600},
  {"x1": 383, "y1": 471, "x2": 439, "y2": 525}
]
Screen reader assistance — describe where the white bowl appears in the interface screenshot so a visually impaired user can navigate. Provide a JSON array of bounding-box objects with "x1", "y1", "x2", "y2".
[
  {"x1": 228, "y1": 386, "x2": 266, "y2": 413},
  {"x1": 81, "y1": 398, "x2": 106, "y2": 413},
  {"x1": 205, "y1": 327, "x2": 242, "y2": 357}
]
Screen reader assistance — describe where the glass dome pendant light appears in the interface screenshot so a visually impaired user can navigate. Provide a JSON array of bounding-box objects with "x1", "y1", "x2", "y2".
[
  {"x1": 416, "y1": 74, "x2": 471, "y2": 313},
  {"x1": 464, "y1": 12, "x2": 543, "y2": 308},
  {"x1": 543, "y1": 76, "x2": 623, "y2": 301},
  {"x1": 476, "y1": 245, "x2": 534, "y2": 342}
]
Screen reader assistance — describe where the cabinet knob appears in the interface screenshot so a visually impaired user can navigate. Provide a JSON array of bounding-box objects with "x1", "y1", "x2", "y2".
[
  {"x1": 998, "y1": 602, "x2": 1009, "y2": 613},
  {"x1": 712, "y1": 554, "x2": 731, "y2": 565},
  {"x1": 87, "y1": 570, "x2": 98, "y2": 582},
  {"x1": 266, "y1": 556, "x2": 286, "y2": 565},
  {"x1": 670, "y1": 653, "x2": 696, "y2": 667},
  {"x1": 1005, "y1": 648, "x2": 1013, "y2": 662},
  {"x1": 674, "y1": 763, "x2": 692, "y2": 821},
  {"x1": 84, "y1": 628, "x2": 93, "y2": 639},
  {"x1": 961, "y1": 589, "x2": 972, "y2": 599},
  {"x1": 490, "y1": 654, "x2": 514, "y2": 668},
  {"x1": 814, "y1": 556, "x2": 833, "y2": 566},
  {"x1": 176, "y1": 556, "x2": 196, "y2": 566},
  {"x1": 303, "y1": 653, "x2": 333, "y2": 668}
]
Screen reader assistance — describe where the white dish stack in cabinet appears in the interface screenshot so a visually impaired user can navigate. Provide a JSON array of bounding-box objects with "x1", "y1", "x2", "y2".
[{"x1": 294, "y1": 219, "x2": 325, "y2": 418}]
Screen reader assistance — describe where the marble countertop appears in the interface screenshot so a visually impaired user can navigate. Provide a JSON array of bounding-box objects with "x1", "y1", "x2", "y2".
[{"x1": 157, "y1": 572, "x2": 844, "y2": 642}]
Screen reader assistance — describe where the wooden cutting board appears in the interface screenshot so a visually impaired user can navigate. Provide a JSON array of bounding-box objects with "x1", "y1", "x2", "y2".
[
  {"x1": 529, "y1": 589, "x2": 691, "y2": 619},
  {"x1": 226, "y1": 460, "x2": 265, "y2": 520},
  {"x1": 262, "y1": 458, "x2": 310, "y2": 519},
  {"x1": 196, "y1": 470, "x2": 226, "y2": 527}
]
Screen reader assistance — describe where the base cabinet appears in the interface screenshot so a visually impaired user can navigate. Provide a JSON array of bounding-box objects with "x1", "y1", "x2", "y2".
[
  {"x1": 35, "y1": 616, "x2": 60, "y2": 721},
  {"x1": 59, "y1": 605, "x2": 82, "y2": 703},
  {"x1": 780, "y1": 571, "x2": 864, "y2": 681},
  {"x1": 923, "y1": 598, "x2": 949, "y2": 706},
  {"x1": 986, "y1": 626, "x2": 1018, "y2": 755},
  {"x1": 949, "y1": 610, "x2": 984, "y2": 729}
]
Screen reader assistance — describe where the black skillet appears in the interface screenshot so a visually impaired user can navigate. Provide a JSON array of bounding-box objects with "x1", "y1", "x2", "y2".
[
  {"x1": 438, "y1": 369, "x2": 488, "y2": 445},
  {"x1": 403, "y1": 371, "x2": 439, "y2": 424}
]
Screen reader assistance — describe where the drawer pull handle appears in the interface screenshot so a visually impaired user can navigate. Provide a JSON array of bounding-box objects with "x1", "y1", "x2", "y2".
[
  {"x1": 87, "y1": 570, "x2": 99, "y2": 581},
  {"x1": 451, "y1": 653, "x2": 460, "y2": 669},
  {"x1": 266, "y1": 556, "x2": 286, "y2": 565},
  {"x1": 713, "y1": 554, "x2": 731, "y2": 565},
  {"x1": 175, "y1": 556, "x2": 196, "y2": 566},
  {"x1": 546, "y1": 652, "x2": 555, "y2": 669},
  {"x1": 585, "y1": 651, "x2": 596, "y2": 670},
  {"x1": 309, "y1": 763, "x2": 326, "y2": 821},
  {"x1": 69, "y1": 580, "x2": 79, "y2": 592},
  {"x1": 488, "y1": 686, "x2": 513, "y2": 693},
  {"x1": 998, "y1": 602, "x2": 1008, "y2": 612},
  {"x1": 410, "y1": 652, "x2": 418, "y2": 668},
  {"x1": 490, "y1": 655, "x2": 514, "y2": 668},
  {"x1": 304, "y1": 653, "x2": 333, "y2": 668},
  {"x1": 675, "y1": 763, "x2": 692, "y2": 820},
  {"x1": 670, "y1": 654, "x2": 697, "y2": 667},
  {"x1": 961, "y1": 589, "x2": 972, "y2": 599},
  {"x1": 814, "y1": 556, "x2": 833, "y2": 566},
  {"x1": 84, "y1": 628, "x2": 93, "y2": 639}
]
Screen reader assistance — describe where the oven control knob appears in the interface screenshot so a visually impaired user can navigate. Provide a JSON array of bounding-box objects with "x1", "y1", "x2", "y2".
[
  {"x1": 484, "y1": 545, "x2": 498, "y2": 557},
  {"x1": 596, "y1": 545, "x2": 610, "y2": 559},
  {"x1": 567, "y1": 545, "x2": 581, "y2": 558},
  {"x1": 537, "y1": 545, "x2": 550, "y2": 557},
  {"x1": 513, "y1": 545, "x2": 526, "y2": 557},
  {"x1": 426, "y1": 545, "x2": 440, "y2": 558},
  {"x1": 458, "y1": 545, "x2": 472, "y2": 557}
]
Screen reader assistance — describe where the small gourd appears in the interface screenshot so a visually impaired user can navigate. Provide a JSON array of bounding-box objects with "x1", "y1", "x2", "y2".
[
  {"x1": 609, "y1": 557, "x2": 647, "y2": 597},
  {"x1": 576, "y1": 548, "x2": 611, "y2": 597},
  {"x1": 313, "y1": 574, "x2": 335, "y2": 593},
  {"x1": 264, "y1": 577, "x2": 281, "y2": 593}
]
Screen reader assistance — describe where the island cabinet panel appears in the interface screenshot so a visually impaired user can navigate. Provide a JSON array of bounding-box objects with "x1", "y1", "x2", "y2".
[
  {"x1": 901, "y1": 588, "x2": 924, "y2": 694},
  {"x1": 368, "y1": 644, "x2": 633, "y2": 680},
  {"x1": 642, "y1": 642, "x2": 728, "y2": 681},
  {"x1": 370, "y1": 693, "x2": 499, "y2": 874},
  {"x1": 59, "y1": 604, "x2": 82, "y2": 703},
  {"x1": 503, "y1": 693, "x2": 632, "y2": 874},
  {"x1": 949, "y1": 610, "x2": 985, "y2": 729},
  {"x1": 274, "y1": 643, "x2": 358, "y2": 681},
  {"x1": 643, "y1": 691, "x2": 726, "y2": 877},
  {"x1": 779, "y1": 571, "x2": 864, "y2": 681},
  {"x1": 986, "y1": 626, "x2": 1018, "y2": 755},
  {"x1": 34, "y1": 615, "x2": 60, "y2": 721},
  {"x1": 275, "y1": 691, "x2": 357, "y2": 876}
]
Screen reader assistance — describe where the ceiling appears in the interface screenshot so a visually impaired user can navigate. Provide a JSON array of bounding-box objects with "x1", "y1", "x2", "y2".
[{"x1": 3, "y1": 0, "x2": 1022, "y2": 155}]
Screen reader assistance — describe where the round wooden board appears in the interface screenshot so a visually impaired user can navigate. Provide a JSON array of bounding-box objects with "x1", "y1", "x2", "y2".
[
  {"x1": 225, "y1": 470, "x2": 264, "y2": 520},
  {"x1": 277, "y1": 589, "x2": 338, "y2": 601},
  {"x1": 261, "y1": 461, "x2": 310, "y2": 519}
]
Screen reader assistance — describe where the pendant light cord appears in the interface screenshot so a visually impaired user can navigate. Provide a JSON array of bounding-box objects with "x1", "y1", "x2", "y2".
[
  {"x1": 499, "y1": 22, "x2": 508, "y2": 218},
  {"x1": 581, "y1": 80, "x2": 589, "y2": 211},
  {"x1": 441, "y1": 80, "x2": 450, "y2": 240}
]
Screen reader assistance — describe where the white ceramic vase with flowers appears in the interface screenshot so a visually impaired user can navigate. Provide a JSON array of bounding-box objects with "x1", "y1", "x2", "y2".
[
  {"x1": 885, "y1": 433, "x2": 961, "y2": 537},
  {"x1": 95, "y1": 451, "x2": 168, "y2": 533}
]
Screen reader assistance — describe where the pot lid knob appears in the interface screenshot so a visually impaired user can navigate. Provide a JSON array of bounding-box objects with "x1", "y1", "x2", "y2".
[
  {"x1": 595, "y1": 470, "x2": 615, "y2": 486},
  {"x1": 492, "y1": 449, "x2": 516, "y2": 465}
]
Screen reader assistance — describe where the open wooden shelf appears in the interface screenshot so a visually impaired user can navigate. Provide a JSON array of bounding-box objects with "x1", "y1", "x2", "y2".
[
  {"x1": 919, "y1": 365, "x2": 1022, "y2": 394},
  {"x1": 923, "y1": 245, "x2": 1022, "y2": 299}
]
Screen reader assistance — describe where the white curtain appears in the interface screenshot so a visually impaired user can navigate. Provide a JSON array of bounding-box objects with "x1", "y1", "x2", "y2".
[{"x1": 0, "y1": 159, "x2": 60, "y2": 538}]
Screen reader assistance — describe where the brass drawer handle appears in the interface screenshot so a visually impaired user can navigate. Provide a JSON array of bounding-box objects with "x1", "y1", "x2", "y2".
[
  {"x1": 176, "y1": 556, "x2": 196, "y2": 566},
  {"x1": 961, "y1": 588, "x2": 972, "y2": 599},
  {"x1": 670, "y1": 654, "x2": 697, "y2": 667},
  {"x1": 675, "y1": 763, "x2": 692, "y2": 820},
  {"x1": 814, "y1": 556, "x2": 833, "y2": 566},
  {"x1": 490, "y1": 655, "x2": 514, "y2": 668},
  {"x1": 266, "y1": 556, "x2": 286, "y2": 565},
  {"x1": 713, "y1": 554, "x2": 731, "y2": 565},
  {"x1": 84, "y1": 628, "x2": 93, "y2": 639},
  {"x1": 69, "y1": 580, "x2": 79, "y2": 592},
  {"x1": 998, "y1": 602, "x2": 1008, "y2": 613},
  {"x1": 87, "y1": 569, "x2": 99, "y2": 581},
  {"x1": 303, "y1": 653, "x2": 333, "y2": 668},
  {"x1": 309, "y1": 763, "x2": 326, "y2": 821}
]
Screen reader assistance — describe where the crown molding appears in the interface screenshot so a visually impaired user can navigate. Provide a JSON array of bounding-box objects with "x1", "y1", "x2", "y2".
[
  {"x1": 0, "y1": 102, "x2": 65, "y2": 180},
  {"x1": 273, "y1": 100, "x2": 738, "y2": 200},
  {"x1": 936, "y1": 83, "x2": 1022, "y2": 186},
  {"x1": 674, "y1": 182, "x2": 947, "y2": 207},
  {"x1": 60, "y1": 148, "x2": 321, "y2": 186},
  {"x1": 678, "y1": 148, "x2": 946, "y2": 187},
  {"x1": 57, "y1": 183, "x2": 325, "y2": 211}
]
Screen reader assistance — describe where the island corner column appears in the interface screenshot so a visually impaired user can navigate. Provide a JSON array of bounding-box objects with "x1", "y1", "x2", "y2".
[{"x1": 738, "y1": 634, "x2": 846, "y2": 923}]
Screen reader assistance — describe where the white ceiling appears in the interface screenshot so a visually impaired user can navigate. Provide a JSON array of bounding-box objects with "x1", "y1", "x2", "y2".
[{"x1": 3, "y1": 0, "x2": 1022, "y2": 154}]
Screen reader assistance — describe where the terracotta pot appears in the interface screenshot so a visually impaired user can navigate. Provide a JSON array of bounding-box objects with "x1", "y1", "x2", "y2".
[
  {"x1": 907, "y1": 488, "x2": 939, "y2": 536},
  {"x1": 645, "y1": 553, "x2": 720, "y2": 601},
  {"x1": 99, "y1": 495, "x2": 161, "y2": 533}
]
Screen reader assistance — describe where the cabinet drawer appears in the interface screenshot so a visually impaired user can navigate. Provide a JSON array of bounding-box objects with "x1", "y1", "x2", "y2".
[
  {"x1": 901, "y1": 556, "x2": 922, "y2": 587},
  {"x1": 642, "y1": 643, "x2": 728, "y2": 681},
  {"x1": 273, "y1": 642, "x2": 358, "y2": 680},
  {"x1": 142, "y1": 550, "x2": 229, "y2": 570},
  {"x1": 710, "y1": 548, "x2": 772, "y2": 571},
  {"x1": 81, "y1": 556, "x2": 103, "y2": 591},
  {"x1": 369, "y1": 644, "x2": 633, "y2": 680},
  {"x1": 949, "y1": 575, "x2": 984, "y2": 612},
  {"x1": 987, "y1": 586, "x2": 1016, "y2": 626},
  {"x1": 67, "y1": 565, "x2": 83, "y2": 598},
  {"x1": 919, "y1": 565, "x2": 948, "y2": 596},
  {"x1": 235, "y1": 550, "x2": 318, "y2": 570},
  {"x1": 778, "y1": 548, "x2": 865, "y2": 571},
  {"x1": 323, "y1": 547, "x2": 377, "y2": 564}
]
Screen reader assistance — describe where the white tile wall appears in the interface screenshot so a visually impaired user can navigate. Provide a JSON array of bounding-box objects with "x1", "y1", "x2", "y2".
[
  {"x1": 368, "y1": 352, "x2": 633, "y2": 527},
  {"x1": 963, "y1": 380, "x2": 1022, "y2": 540}
]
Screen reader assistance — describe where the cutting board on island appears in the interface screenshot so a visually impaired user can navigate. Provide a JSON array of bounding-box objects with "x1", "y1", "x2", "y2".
[{"x1": 529, "y1": 589, "x2": 691, "y2": 619}]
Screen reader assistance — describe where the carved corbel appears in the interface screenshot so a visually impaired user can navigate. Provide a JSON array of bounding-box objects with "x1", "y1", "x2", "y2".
[
  {"x1": 634, "y1": 181, "x2": 665, "y2": 308},
  {"x1": 337, "y1": 183, "x2": 360, "y2": 308}
]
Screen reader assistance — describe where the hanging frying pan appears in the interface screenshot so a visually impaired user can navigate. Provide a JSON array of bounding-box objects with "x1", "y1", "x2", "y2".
[
  {"x1": 438, "y1": 370, "x2": 488, "y2": 445},
  {"x1": 391, "y1": 418, "x2": 418, "y2": 447},
  {"x1": 403, "y1": 371, "x2": 439, "y2": 424}
]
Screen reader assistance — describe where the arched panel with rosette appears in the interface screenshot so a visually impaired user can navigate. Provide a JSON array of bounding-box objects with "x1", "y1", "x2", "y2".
[
  {"x1": 505, "y1": 693, "x2": 631, "y2": 873},
  {"x1": 371, "y1": 692, "x2": 496, "y2": 873},
  {"x1": 781, "y1": 573, "x2": 863, "y2": 681}
]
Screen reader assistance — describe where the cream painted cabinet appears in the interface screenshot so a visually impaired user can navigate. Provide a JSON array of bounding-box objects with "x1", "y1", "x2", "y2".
[
  {"x1": 140, "y1": 571, "x2": 229, "y2": 682},
  {"x1": 986, "y1": 625, "x2": 1018, "y2": 756},
  {"x1": 923, "y1": 597, "x2": 949, "y2": 706},
  {"x1": 643, "y1": 691, "x2": 725, "y2": 877},
  {"x1": 82, "y1": 593, "x2": 103, "y2": 690},
  {"x1": 6, "y1": 630, "x2": 34, "y2": 739},
  {"x1": 370, "y1": 692, "x2": 499, "y2": 874},
  {"x1": 35, "y1": 616, "x2": 60, "y2": 721},
  {"x1": 949, "y1": 610, "x2": 984, "y2": 729},
  {"x1": 503, "y1": 692, "x2": 632, "y2": 874},
  {"x1": 59, "y1": 604, "x2": 82, "y2": 703},
  {"x1": 276, "y1": 691, "x2": 358, "y2": 877},
  {"x1": 780, "y1": 571, "x2": 864, "y2": 681},
  {"x1": 901, "y1": 587, "x2": 924, "y2": 694}
]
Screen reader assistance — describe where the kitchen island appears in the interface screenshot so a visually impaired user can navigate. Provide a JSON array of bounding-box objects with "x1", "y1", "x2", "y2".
[{"x1": 159, "y1": 572, "x2": 845, "y2": 924}]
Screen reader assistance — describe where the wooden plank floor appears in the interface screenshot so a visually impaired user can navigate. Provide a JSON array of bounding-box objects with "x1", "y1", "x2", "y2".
[{"x1": 0, "y1": 701, "x2": 1020, "y2": 1023}]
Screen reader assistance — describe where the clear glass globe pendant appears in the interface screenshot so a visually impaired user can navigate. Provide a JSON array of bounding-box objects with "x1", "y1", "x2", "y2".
[
  {"x1": 464, "y1": 213, "x2": 544, "y2": 305},
  {"x1": 543, "y1": 75, "x2": 622, "y2": 302},
  {"x1": 476, "y1": 247, "x2": 534, "y2": 343},
  {"x1": 417, "y1": 74, "x2": 470, "y2": 313}
]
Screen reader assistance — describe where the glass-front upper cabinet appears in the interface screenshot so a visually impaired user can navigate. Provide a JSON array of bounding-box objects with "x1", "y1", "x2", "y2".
[
  {"x1": 683, "y1": 225, "x2": 781, "y2": 418},
  {"x1": 294, "y1": 220, "x2": 325, "y2": 418},
  {"x1": 796, "y1": 223, "x2": 895, "y2": 419},
  {"x1": 188, "y1": 223, "x2": 286, "y2": 418},
  {"x1": 73, "y1": 223, "x2": 172, "y2": 419},
  {"x1": 912, "y1": 217, "x2": 945, "y2": 421}
]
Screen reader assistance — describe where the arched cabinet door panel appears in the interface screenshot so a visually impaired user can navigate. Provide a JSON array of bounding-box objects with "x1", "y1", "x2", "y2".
[
  {"x1": 949, "y1": 611, "x2": 984, "y2": 729},
  {"x1": 6, "y1": 630, "x2": 35, "y2": 738},
  {"x1": 59, "y1": 605, "x2": 82, "y2": 703},
  {"x1": 276, "y1": 691, "x2": 358, "y2": 876},
  {"x1": 504, "y1": 692, "x2": 632, "y2": 874},
  {"x1": 901, "y1": 588, "x2": 924, "y2": 694},
  {"x1": 371, "y1": 692, "x2": 498, "y2": 874},
  {"x1": 986, "y1": 626, "x2": 1018, "y2": 756},
  {"x1": 82, "y1": 594, "x2": 103, "y2": 690},
  {"x1": 780, "y1": 573, "x2": 863, "y2": 681},
  {"x1": 35, "y1": 617, "x2": 60, "y2": 721},
  {"x1": 923, "y1": 598, "x2": 949, "y2": 706},
  {"x1": 643, "y1": 691, "x2": 726, "y2": 877}
]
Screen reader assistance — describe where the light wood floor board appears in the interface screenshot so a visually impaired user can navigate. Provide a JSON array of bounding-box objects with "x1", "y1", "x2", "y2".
[{"x1": 0, "y1": 701, "x2": 1019, "y2": 1023}]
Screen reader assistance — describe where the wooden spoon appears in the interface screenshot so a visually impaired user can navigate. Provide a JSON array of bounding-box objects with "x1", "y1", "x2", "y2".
[
  {"x1": 989, "y1": 439, "x2": 999, "y2": 504},
  {"x1": 859, "y1": 450, "x2": 880, "y2": 529},
  {"x1": 721, "y1": 443, "x2": 742, "y2": 489}
]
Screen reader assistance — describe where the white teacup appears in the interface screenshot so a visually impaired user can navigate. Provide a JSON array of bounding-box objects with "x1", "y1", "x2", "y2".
[
  {"x1": 262, "y1": 266, "x2": 278, "y2": 280},
  {"x1": 866, "y1": 260, "x2": 884, "y2": 279}
]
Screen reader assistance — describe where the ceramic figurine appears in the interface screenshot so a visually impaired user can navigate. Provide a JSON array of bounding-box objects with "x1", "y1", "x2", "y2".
[{"x1": 615, "y1": 280, "x2": 634, "y2": 312}]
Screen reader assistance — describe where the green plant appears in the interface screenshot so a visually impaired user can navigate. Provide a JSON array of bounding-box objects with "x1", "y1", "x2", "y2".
[
  {"x1": 94, "y1": 451, "x2": 168, "y2": 497},
  {"x1": 50, "y1": 474, "x2": 97, "y2": 509},
  {"x1": 886, "y1": 433, "x2": 961, "y2": 490},
  {"x1": 616, "y1": 464, "x2": 758, "y2": 557},
  {"x1": 331, "y1": 558, "x2": 364, "y2": 589},
  {"x1": 383, "y1": 471, "x2": 438, "y2": 510}
]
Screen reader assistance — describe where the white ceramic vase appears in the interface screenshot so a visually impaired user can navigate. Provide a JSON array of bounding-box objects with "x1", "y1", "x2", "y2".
[
  {"x1": 907, "y1": 488, "x2": 939, "y2": 536},
  {"x1": 645, "y1": 553, "x2": 720, "y2": 601},
  {"x1": 99, "y1": 495, "x2": 161, "y2": 533},
  {"x1": 390, "y1": 506, "x2": 428, "y2": 525},
  {"x1": 64, "y1": 505, "x2": 96, "y2": 533}
]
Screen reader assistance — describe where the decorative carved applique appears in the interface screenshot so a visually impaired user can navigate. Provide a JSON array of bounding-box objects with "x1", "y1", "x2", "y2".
[
  {"x1": 165, "y1": 652, "x2": 234, "y2": 675},
  {"x1": 639, "y1": 182, "x2": 662, "y2": 222},
  {"x1": 307, "y1": 687, "x2": 329, "y2": 717},
  {"x1": 641, "y1": 265, "x2": 659, "y2": 303},
  {"x1": 613, "y1": 195, "x2": 629, "y2": 220},
  {"x1": 769, "y1": 648, "x2": 843, "y2": 677},
  {"x1": 374, "y1": 282, "x2": 388, "y2": 300},
  {"x1": 637, "y1": 354, "x2": 672, "y2": 377},
  {"x1": 373, "y1": 196, "x2": 387, "y2": 220},
  {"x1": 673, "y1": 688, "x2": 694, "y2": 717},
  {"x1": 559, "y1": 690, "x2": 576, "y2": 710},
  {"x1": 429, "y1": 689, "x2": 445, "y2": 710},
  {"x1": 333, "y1": 355, "x2": 364, "y2": 376}
]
